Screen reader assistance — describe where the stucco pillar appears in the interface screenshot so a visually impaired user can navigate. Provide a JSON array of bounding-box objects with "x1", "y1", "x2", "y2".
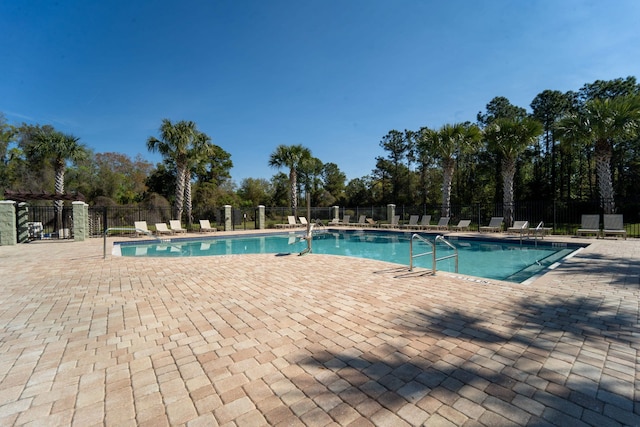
[
  {"x1": 257, "y1": 205, "x2": 265, "y2": 230},
  {"x1": 223, "y1": 205, "x2": 233, "y2": 231},
  {"x1": 73, "y1": 201, "x2": 89, "y2": 241},
  {"x1": 386, "y1": 204, "x2": 396, "y2": 222},
  {"x1": 331, "y1": 206, "x2": 340, "y2": 221},
  {"x1": 0, "y1": 200, "x2": 17, "y2": 245}
]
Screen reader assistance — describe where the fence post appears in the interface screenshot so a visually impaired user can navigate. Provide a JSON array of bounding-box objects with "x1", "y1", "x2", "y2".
[{"x1": 0, "y1": 200, "x2": 17, "y2": 245}]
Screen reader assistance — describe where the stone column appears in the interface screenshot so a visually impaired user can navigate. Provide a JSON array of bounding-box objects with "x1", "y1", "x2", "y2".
[
  {"x1": 387, "y1": 204, "x2": 396, "y2": 222},
  {"x1": 257, "y1": 205, "x2": 265, "y2": 230},
  {"x1": 73, "y1": 201, "x2": 89, "y2": 241},
  {"x1": 331, "y1": 206, "x2": 340, "y2": 221},
  {"x1": 0, "y1": 200, "x2": 17, "y2": 246},
  {"x1": 223, "y1": 205, "x2": 233, "y2": 231}
]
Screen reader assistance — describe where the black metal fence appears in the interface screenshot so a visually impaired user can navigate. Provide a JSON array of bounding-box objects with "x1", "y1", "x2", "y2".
[
  {"x1": 21, "y1": 199, "x2": 639, "y2": 238},
  {"x1": 338, "y1": 199, "x2": 640, "y2": 237},
  {"x1": 22, "y1": 205, "x2": 74, "y2": 239}
]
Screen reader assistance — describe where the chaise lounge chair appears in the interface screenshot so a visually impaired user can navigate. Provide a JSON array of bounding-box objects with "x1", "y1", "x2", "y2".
[
  {"x1": 134, "y1": 221, "x2": 151, "y2": 237},
  {"x1": 414, "y1": 215, "x2": 432, "y2": 230},
  {"x1": 352, "y1": 215, "x2": 367, "y2": 227},
  {"x1": 380, "y1": 215, "x2": 400, "y2": 228},
  {"x1": 602, "y1": 214, "x2": 626, "y2": 239},
  {"x1": 276, "y1": 216, "x2": 297, "y2": 228},
  {"x1": 576, "y1": 214, "x2": 600, "y2": 238},
  {"x1": 425, "y1": 217, "x2": 450, "y2": 230},
  {"x1": 366, "y1": 218, "x2": 379, "y2": 228},
  {"x1": 329, "y1": 215, "x2": 350, "y2": 226},
  {"x1": 28, "y1": 221, "x2": 44, "y2": 240},
  {"x1": 155, "y1": 223, "x2": 175, "y2": 235},
  {"x1": 405, "y1": 215, "x2": 431, "y2": 230},
  {"x1": 199, "y1": 219, "x2": 216, "y2": 233},
  {"x1": 507, "y1": 220, "x2": 529, "y2": 236},
  {"x1": 479, "y1": 217, "x2": 503, "y2": 232},
  {"x1": 450, "y1": 219, "x2": 471, "y2": 231},
  {"x1": 529, "y1": 221, "x2": 552, "y2": 238},
  {"x1": 169, "y1": 220, "x2": 188, "y2": 233},
  {"x1": 400, "y1": 215, "x2": 420, "y2": 229}
]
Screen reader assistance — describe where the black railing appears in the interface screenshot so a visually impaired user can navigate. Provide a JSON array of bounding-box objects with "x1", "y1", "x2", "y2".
[
  {"x1": 384, "y1": 199, "x2": 639, "y2": 237},
  {"x1": 22, "y1": 199, "x2": 633, "y2": 238},
  {"x1": 23, "y1": 205, "x2": 74, "y2": 239}
]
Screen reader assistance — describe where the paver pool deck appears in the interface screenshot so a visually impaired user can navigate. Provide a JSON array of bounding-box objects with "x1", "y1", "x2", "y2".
[{"x1": 0, "y1": 230, "x2": 638, "y2": 426}]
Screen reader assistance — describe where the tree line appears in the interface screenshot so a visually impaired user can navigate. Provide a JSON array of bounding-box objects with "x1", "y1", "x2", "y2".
[{"x1": 1, "y1": 76, "x2": 639, "y2": 225}]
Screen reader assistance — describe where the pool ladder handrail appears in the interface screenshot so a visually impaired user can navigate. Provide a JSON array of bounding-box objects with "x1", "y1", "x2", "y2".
[
  {"x1": 103, "y1": 227, "x2": 164, "y2": 259},
  {"x1": 409, "y1": 234, "x2": 458, "y2": 274}
]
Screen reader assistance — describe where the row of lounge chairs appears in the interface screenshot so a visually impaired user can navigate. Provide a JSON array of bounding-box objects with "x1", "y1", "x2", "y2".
[
  {"x1": 133, "y1": 219, "x2": 217, "y2": 236},
  {"x1": 275, "y1": 216, "x2": 310, "y2": 228},
  {"x1": 325, "y1": 216, "x2": 532, "y2": 238},
  {"x1": 276, "y1": 215, "x2": 316, "y2": 228},
  {"x1": 576, "y1": 214, "x2": 626, "y2": 239},
  {"x1": 327, "y1": 215, "x2": 470, "y2": 231},
  {"x1": 279, "y1": 213, "x2": 627, "y2": 239}
]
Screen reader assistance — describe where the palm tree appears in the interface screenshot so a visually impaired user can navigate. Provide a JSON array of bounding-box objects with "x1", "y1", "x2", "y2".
[
  {"x1": 147, "y1": 119, "x2": 199, "y2": 221},
  {"x1": 268, "y1": 144, "x2": 312, "y2": 216},
  {"x1": 556, "y1": 95, "x2": 640, "y2": 213},
  {"x1": 484, "y1": 117, "x2": 543, "y2": 226},
  {"x1": 31, "y1": 129, "x2": 87, "y2": 231},
  {"x1": 184, "y1": 131, "x2": 216, "y2": 226},
  {"x1": 422, "y1": 123, "x2": 482, "y2": 217}
]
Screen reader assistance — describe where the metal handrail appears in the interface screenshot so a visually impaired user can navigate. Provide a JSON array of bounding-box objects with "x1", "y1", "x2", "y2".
[
  {"x1": 530, "y1": 221, "x2": 543, "y2": 246},
  {"x1": 435, "y1": 235, "x2": 459, "y2": 273},
  {"x1": 103, "y1": 227, "x2": 162, "y2": 259},
  {"x1": 410, "y1": 234, "x2": 458, "y2": 274},
  {"x1": 299, "y1": 223, "x2": 315, "y2": 256}
]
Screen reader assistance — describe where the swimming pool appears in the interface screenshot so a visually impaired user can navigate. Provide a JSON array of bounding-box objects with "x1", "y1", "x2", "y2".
[{"x1": 115, "y1": 230, "x2": 583, "y2": 283}]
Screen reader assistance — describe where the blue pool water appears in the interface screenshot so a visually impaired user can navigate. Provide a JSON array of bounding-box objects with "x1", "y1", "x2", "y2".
[{"x1": 115, "y1": 230, "x2": 581, "y2": 283}]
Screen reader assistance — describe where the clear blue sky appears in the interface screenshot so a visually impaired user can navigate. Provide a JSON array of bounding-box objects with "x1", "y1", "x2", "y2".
[{"x1": 2, "y1": 0, "x2": 639, "y2": 183}]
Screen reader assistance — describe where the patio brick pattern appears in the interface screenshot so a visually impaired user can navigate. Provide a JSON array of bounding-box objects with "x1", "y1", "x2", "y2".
[{"x1": 0, "y1": 232, "x2": 638, "y2": 426}]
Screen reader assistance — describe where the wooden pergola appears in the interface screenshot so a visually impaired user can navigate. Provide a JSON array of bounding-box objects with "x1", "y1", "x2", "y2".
[{"x1": 3, "y1": 190, "x2": 86, "y2": 203}]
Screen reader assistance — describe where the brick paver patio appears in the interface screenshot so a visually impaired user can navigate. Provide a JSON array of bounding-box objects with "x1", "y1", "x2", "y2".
[{"x1": 0, "y1": 231, "x2": 638, "y2": 426}]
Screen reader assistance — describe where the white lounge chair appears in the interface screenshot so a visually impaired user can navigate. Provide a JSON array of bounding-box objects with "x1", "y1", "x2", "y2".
[
  {"x1": 134, "y1": 221, "x2": 150, "y2": 237},
  {"x1": 451, "y1": 219, "x2": 471, "y2": 231},
  {"x1": 425, "y1": 217, "x2": 450, "y2": 230},
  {"x1": 479, "y1": 217, "x2": 503, "y2": 232},
  {"x1": 276, "y1": 216, "x2": 298, "y2": 228},
  {"x1": 155, "y1": 223, "x2": 175, "y2": 235},
  {"x1": 366, "y1": 218, "x2": 379, "y2": 228},
  {"x1": 199, "y1": 219, "x2": 216, "y2": 233},
  {"x1": 602, "y1": 214, "x2": 626, "y2": 239},
  {"x1": 28, "y1": 221, "x2": 44, "y2": 239},
  {"x1": 169, "y1": 220, "x2": 187, "y2": 233}
]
